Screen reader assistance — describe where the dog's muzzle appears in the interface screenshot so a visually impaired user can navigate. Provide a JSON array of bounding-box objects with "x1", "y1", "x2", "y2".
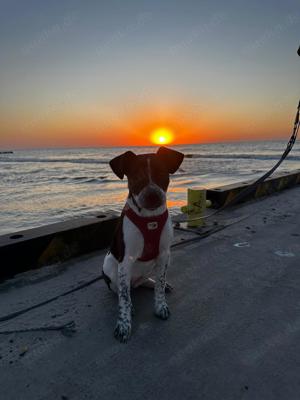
[{"x1": 138, "y1": 185, "x2": 166, "y2": 210}]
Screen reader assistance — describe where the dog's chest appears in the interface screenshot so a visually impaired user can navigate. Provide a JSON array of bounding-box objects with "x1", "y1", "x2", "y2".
[
  {"x1": 124, "y1": 206, "x2": 168, "y2": 261},
  {"x1": 110, "y1": 206, "x2": 171, "y2": 263}
]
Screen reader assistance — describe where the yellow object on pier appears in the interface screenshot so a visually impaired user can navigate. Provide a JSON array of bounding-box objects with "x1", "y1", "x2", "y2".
[{"x1": 181, "y1": 188, "x2": 211, "y2": 228}]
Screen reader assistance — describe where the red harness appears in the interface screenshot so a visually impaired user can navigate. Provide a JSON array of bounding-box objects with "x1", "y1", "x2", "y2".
[{"x1": 124, "y1": 206, "x2": 169, "y2": 261}]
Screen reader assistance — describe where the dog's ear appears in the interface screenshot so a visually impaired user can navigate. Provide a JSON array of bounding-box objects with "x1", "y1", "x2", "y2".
[
  {"x1": 109, "y1": 151, "x2": 136, "y2": 179},
  {"x1": 156, "y1": 147, "x2": 184, "y2": 174}
]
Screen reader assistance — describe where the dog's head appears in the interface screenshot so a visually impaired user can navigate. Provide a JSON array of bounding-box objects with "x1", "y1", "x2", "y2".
[{"x1": 109, "y1": 147, "x2": 184, "y2": 210}]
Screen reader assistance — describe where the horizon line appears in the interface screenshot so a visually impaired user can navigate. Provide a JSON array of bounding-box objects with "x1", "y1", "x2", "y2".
[{"x1": 0, "y1": 137, "x2": 292, "y2": 152}]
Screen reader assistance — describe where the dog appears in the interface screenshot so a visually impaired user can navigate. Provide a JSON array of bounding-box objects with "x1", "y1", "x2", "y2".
[{"x1": 102, "y1": 146, "x2": 184, "y2": 342}]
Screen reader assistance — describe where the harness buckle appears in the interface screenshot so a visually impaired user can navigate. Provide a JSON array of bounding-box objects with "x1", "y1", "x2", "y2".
[{"x1": 147, "y1": 221, "x2": 158, "y2": 230}]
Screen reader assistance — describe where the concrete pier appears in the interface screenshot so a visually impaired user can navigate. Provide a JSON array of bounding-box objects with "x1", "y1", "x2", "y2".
[
  {"x1": 0, "y1": 186, "x2": 299, "y2": 399},
  {"x1": 0, "y1": 211, "x2": 119, "y2": 281},
  {"x1": 207, "y1": 169, "x2": 300, "y2": 208}
]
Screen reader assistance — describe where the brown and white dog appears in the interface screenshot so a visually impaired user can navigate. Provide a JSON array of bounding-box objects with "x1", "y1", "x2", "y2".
[{"x1": 102, "y1": 146, "x2": 184, "y2": 342}]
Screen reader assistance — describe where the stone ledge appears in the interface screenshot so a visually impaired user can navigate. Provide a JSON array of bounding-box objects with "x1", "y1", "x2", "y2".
[
  {"x1": 207, "y1": 169, "x2": 300, "y2": 208},
  {"x1": 0, "y1": 211, "x2": 119, "y2": 281}
]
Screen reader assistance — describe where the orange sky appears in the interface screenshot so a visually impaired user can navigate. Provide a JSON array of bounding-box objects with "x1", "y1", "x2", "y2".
[
  {"x1": 1, "y1": 1, "x2": 299, "y2": 150},
  {"x1": 0, "y1": 97, "x2": 297, "y2": 149}
]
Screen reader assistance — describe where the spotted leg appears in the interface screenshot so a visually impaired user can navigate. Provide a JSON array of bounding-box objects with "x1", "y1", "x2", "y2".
[
  {"x1": 154, "y1": 251, "x2": 171, "y2": 320},
  {"x1": 114, "y1": 259, "x2": 133, "y2": 343}
]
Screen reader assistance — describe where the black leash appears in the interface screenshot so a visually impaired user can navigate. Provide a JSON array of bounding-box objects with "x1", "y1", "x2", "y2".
[
  {"x1": 181, "y1": 98, "x2": 300, "y2": 223},
  {"x1": 0, "y1": 321, "x2": 76, "y2": 337},
  {"x1": 184, "y1": 46, "x2": 300, "y2": 222},
  {"x1": 217, "y1": 100, "x2": 299, "y2": 209},
  {"x1": 0, "y1": 276, "x2": 102, "y2": 323}
]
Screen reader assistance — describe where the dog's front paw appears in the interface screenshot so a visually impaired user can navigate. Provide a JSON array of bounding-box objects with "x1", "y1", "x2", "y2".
[
  {"x1": 155, "y1": 303, "x2": 170, "y2": 320},
  {"x1": 114, "y1": 319, "x2": 131, "y2": 343}
]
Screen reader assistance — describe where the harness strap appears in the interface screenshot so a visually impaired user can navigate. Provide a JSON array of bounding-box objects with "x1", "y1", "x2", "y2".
[{"x1": 124, "y1": 206, "x2": 168, "y2": 261}]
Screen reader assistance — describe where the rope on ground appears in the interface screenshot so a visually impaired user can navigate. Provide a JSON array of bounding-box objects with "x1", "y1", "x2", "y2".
[
  {"x1": 0, "y1": 276, "x2": 103, "y2": 324},
  {"x1": 0, "y1": 321, "x2": 76, "y2": 336}
]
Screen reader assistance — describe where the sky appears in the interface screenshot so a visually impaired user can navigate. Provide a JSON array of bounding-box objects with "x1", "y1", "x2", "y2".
[{"x1": 0, "y1": 0, "x2": 299, "y2": 149}]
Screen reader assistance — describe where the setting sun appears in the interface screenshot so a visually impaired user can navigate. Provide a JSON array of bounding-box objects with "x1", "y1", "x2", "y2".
[{"x1": 150, "y1": 127, "x2": 174, "y2": 145}]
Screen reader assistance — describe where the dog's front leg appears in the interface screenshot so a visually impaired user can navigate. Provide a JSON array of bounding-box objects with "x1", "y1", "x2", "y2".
[
  {"x1": 114, "y1": 259, "x2": 133, "y2": 343},
  {"x1": 154, "y1": 251, "x2": 170, "y2": 320}
]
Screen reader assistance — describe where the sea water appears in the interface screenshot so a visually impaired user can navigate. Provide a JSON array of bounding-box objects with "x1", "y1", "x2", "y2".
[{"x1": 0, "y1": 141, "x2": 299, "y2": 235}]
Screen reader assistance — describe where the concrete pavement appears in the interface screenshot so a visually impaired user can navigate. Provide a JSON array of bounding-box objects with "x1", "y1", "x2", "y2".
[{"x1": 0, "y1": 186, "x2": 300, "y2": 400}]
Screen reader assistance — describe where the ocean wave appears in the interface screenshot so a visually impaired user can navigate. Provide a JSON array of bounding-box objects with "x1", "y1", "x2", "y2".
[
  {"x1": 54, "y1": 176, "x2": 113, "y2": 184},
  {"x1": 184, "y1": 153, "x2": 300, "y2": 161},
  {"x1": 0, "y1": 157, "x2": 109, "y2": 164},
  {"x1": 2, "y1": 151, "x2": 299, "y2": 164},
  {"x1": 85, "y1": 177, "x2": 114, "y2": 183}
]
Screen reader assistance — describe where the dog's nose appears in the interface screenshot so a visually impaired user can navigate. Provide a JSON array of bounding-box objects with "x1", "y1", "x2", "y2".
[{"x1": 143, "y1": 188, "x2": 164, "y2": 209}]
